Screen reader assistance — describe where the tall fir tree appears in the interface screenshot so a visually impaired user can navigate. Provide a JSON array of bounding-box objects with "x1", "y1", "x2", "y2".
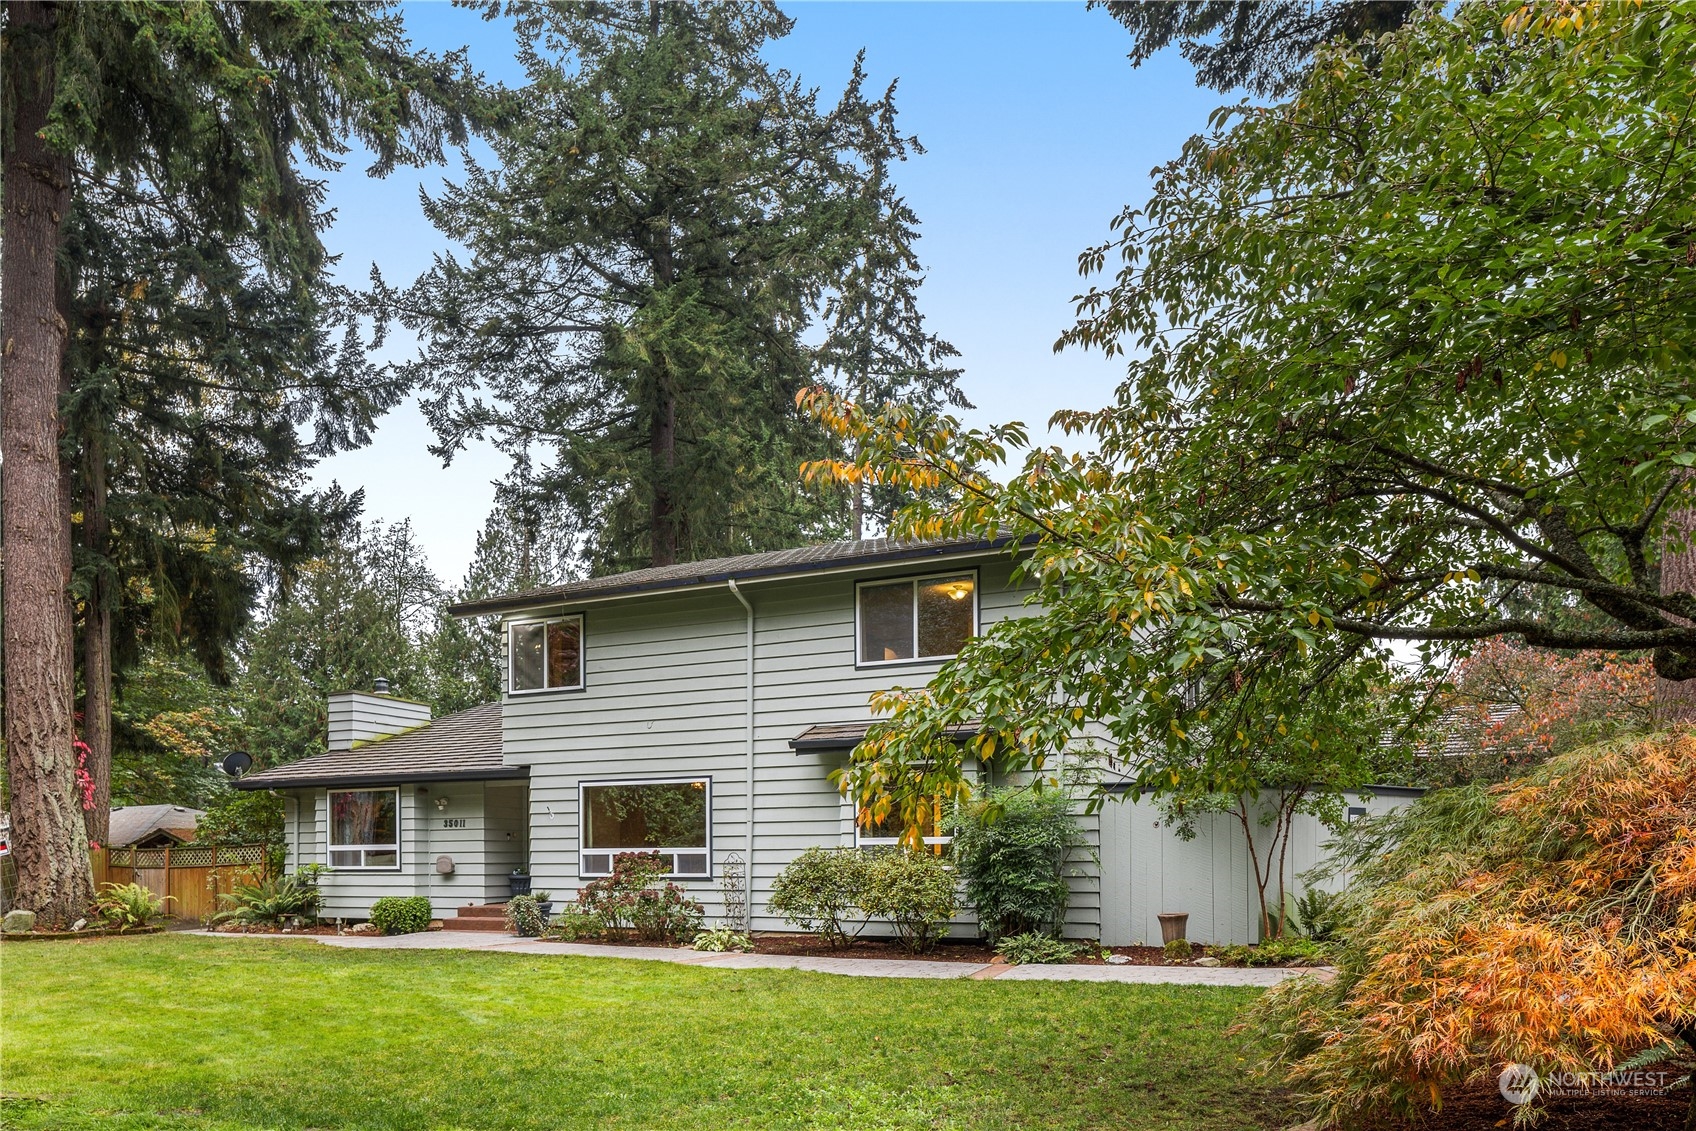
[
  {"x1": 816, "y1": 160, "x2": 968, "y2": 539},
  {"x1": 376, "y1": 1, "x2": 922, "y2": 573},
  {"x1": 1, "y1": 0, "x2": 468, "y2": 925}
]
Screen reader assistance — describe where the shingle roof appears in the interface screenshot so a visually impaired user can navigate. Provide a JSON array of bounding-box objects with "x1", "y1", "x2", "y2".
[
  {"x1": 233, "y1": 703, "x2": 519, "y2": 790},
  {"x1": 107, "y1": 804, "x2": 203, "y2": 847},
  {"x1": 447, "y1": 536, "x2": 1011, "y2": 617},
  {"x1": 789, "y1": 720, "x2": 981, "y2": 753}
]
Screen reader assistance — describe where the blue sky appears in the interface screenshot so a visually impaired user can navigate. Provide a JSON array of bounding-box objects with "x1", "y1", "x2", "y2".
[{"x1": 309, "y1": 1, "x2": 1228, "y2": 582}]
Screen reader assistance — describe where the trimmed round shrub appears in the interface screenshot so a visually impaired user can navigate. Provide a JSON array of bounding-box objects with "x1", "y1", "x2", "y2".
[
  {"x1": 768, "y1": 846, "x2": 871, "y2": 947},
  {"x1": 946, "y1": 786, "x2": 1087, "y2": 941},
  {"x1": 858, "y1": 848, "x2": 960, "y2": 953},
  {"x1": 368, "y1": 895, "x2": 432, "y2": 936}
]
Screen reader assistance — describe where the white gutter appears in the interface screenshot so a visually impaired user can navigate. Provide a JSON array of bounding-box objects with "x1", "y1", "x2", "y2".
[{"x1": 726, "y1": 578, "x2": 756, "y2": 924}]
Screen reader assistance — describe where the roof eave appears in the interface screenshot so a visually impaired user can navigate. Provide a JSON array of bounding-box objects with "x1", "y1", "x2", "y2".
[
  {"x1": 233, "y1": 766, "x2": 529, "y2": 791},
  {"x1": 447, "y1": 538, "x2": 1021, "y2": 619}
]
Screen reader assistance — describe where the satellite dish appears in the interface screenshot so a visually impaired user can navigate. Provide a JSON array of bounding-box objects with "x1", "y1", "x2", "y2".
[{"x1": 220, "y1": 751, "x2": 253, "y2": 778}]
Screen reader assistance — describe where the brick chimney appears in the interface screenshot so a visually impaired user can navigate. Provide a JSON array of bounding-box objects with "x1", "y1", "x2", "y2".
[{"x1": 326, "y1": 680, "x2": 431, "y2": 750}]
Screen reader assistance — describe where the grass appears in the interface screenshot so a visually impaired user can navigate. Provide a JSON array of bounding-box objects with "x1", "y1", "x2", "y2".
[{"x1": 0, "y1": 934, "x2": 1289, "y2": 1131}]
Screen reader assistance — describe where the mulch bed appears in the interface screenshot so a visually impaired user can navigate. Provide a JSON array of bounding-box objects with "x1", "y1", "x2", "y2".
[
  {"x1": 1390, "y1": 1081, "x2": 1692, "y2": 1130},
  {"x1": 751, "y1": 933, "x2": 995, "y2": 962},
  {"x1": 209, "y1": 924, "x2": 342, "y2": 935}
]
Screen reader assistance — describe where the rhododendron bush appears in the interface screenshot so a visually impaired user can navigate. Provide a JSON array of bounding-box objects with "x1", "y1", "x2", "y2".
[{"x1": 1243, "y1": 732, "x2": 1696, "y2": 1128}]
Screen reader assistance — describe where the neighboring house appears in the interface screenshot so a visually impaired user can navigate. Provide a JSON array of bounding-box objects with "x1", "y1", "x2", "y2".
[
  {"x1": 235, "y1": 537, "x2": 1416, "y2": 943},
  {"x1": 106, "y1": 804, "x2": 204, "y2": 849}
]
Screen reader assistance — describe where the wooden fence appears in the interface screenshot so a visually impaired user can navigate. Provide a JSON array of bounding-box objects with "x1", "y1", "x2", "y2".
[{"x1": 96, "y1": 844, "x2": 270, "y2": 921}]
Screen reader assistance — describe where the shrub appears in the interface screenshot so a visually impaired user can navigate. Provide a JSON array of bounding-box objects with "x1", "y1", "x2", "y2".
[
  {"x1": 858, "y1": 849, "x2": 959, "y2": 953},
  {"x1": 93, "y1": 883, "x2": 170, "y2": 929},
  {"x1": 578, "y1": 851, "x2": 705, "y2": 942},
  {"x1": 1241, "y1": 734, "x2": 1696, "y2": 1130},
  {"x1": 768, "y1": 847, "x2": 871, "y2": 948},
  {"x1": 546, "y1": 902, "x2": 605, "y2": 941},
  {"x1": 995, "y1": 932, "x2": 1081, "y2": 965},
  {"x1": 1292, "y1": 886, "x2": 1343, "y2": 943},
  {"x1": 213, "y1": 869, "x2": 323, "y2": 927},
  {"x1": 1163, "y1": 938, "x2": 1193, "y2": 963},
  {"x1": 505, "y1": 894, "x2": 547, "y2": 938},
  {"x1": 1213, "y1": 937, "x2": 1328, "y2": 967},
  {"x1": 691, "y1": 926, "x2": 754, "y2": 953},
  {"x1": 946, "y1": 786, "x2": 1087, "y2": 942},
  {"x1": 369, "y1": 896, "x2": 433, "y2": 936}
]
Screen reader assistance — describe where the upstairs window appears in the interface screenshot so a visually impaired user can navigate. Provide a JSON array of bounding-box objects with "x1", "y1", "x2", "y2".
[
  {"x1": 510, "y1": 615, "x2": 584, "y2": 693},
  {"x1": 857, "y1": 573, "x2": 976, "y2": 665},
  {"x1": 328, "y1": 789, "x2": 399, "y2": 869}
]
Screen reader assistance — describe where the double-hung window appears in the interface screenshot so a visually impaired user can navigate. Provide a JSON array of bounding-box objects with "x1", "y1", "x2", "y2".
[
  {"x1": 328, "y1": 788, "x2": 400, "y2": 869},
  {"x1": 509, "y1": 615, "x2": 584, "y2": 693},
  {"x1": 856, "y1": 572, "x2": 976, "y2": 666},
  {"x1": 580, "y1": 778, "x2": 711, "y2": 878}
]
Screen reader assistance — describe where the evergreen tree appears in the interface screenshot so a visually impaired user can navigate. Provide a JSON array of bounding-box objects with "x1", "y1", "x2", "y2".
[
  {"x1": 377, "y1": 1, "x2": 920, "y2": 573},
  {"x1": 237, "y1": 514, "x2": 442, "y2": 768},
  {"x1": 1093, "y1": 0, "x2": 1420, "y2": 96},
  {"x1": 816, "y1": 161, "x2": 968, "y2": 539},
  {"x1": 1, "y1": 0, "x2": 468, "y2": 925},
  {"x1": 424, "y1": 487, "x2": 580, "y2": 715}
]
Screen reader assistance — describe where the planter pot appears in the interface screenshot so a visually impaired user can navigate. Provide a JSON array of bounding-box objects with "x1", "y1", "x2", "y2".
[
  {"x1": 509, "y1": 872, "x2": 532, "y2": 897},
  {"x1": 1157, "y1": 912, "x2": 1190, "y2": 945},
  {"x1": 534, "y1": 901, "x2": 554, "y2": 918}
]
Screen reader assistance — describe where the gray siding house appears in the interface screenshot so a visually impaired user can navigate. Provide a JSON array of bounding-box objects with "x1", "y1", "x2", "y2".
[{"x1": 236, "y1": 537, "x2": 1414, "y2": 943}]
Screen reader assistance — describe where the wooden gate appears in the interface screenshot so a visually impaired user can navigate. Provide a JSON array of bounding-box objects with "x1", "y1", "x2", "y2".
[{"x1": 101, "y1": 844, "x2": 270, "y2": 921}]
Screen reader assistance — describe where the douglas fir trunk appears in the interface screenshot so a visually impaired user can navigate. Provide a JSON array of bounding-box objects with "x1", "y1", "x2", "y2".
[{"x1": 2, "y1": 0, "x2": 97, "y2": 926}]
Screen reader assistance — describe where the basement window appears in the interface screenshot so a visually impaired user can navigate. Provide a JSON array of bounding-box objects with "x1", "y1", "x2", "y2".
[
  {"x1": 579, "y1": 779, "x2": 711, "y2": 879},
  {"x1": 509, "y1": 615, "x2": 584, "y2": 694},
  {"x1": 856, "y1": 572, "x2": 977, "y2": 666},
  {"x1": 328, "y1": 789, "x2": 400, "y2": 870}
]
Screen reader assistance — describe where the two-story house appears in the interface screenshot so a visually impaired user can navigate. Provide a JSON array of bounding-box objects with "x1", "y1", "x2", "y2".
[{"x1": 234, "y1": 537, "x2": 1417, "y2": 944}]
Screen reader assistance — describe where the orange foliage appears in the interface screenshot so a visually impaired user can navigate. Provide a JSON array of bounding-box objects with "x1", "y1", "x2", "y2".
[{"x1": 1246, "y1": 732, "x2": 1696, "y2": 1127}]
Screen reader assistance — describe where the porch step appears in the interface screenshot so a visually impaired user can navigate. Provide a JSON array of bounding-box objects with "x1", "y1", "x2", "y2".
[
  {"x1": 454, "y1": 902, "x2": 508, "y2": 919},
  {"x1": 446, "y1": 903, "x2": 512, "y2": 933}
]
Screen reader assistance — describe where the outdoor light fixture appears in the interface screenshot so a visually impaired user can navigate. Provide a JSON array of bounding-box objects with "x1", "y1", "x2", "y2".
[{"x1": 434, "y1": 797, "x2": 450, "y2": 812}]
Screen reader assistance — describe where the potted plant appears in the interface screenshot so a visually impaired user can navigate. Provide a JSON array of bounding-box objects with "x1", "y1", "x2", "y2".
[
  {"x1": 509, "y1": 866, "x2": 532, "y2": 898},
  {"x1": 531, "y1": 891, "x2": 554, "y2": 917}
]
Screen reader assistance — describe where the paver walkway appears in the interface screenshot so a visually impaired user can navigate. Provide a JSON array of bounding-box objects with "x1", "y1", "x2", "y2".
[{"x1": 187, "y1": 929, "x2": 1318, "y2": 986}]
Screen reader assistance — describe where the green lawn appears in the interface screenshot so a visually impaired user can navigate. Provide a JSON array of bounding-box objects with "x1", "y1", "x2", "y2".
[{"x1": 1, "y1": 935, "x2": 1288, "y2": 1131}]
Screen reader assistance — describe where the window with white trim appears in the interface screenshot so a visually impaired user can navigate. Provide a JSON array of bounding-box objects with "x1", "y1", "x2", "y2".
[
  {"x1": 509, "y1": 615, "x2": 584, "y2": 693},
  {"x1": 857, "y1": 572, "x2": 976, "y2": 665},
  {"x1": 328, "y1": 788, "x2": 400, "y2": 869},
  {"x1": 855, "y1": 797, "x2": 951, "y2": 850},
  {"x1": 579, "y1": 779, "x2": 710, "y2": 878}
]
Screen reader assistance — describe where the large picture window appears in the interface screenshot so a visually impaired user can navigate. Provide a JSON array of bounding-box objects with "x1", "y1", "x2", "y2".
[
  {"x1": 857, "y1": 572, "x2": 976, "y2": 665},
  {"x1": 510, "y1": 615, "x2": 584, "y2": 693},
  {"x1": 580, "y1": 779, "x2": 710, "y2": 878},
  {"x1": 328, "y1": 788, "x2": 400, "y2": 869}
]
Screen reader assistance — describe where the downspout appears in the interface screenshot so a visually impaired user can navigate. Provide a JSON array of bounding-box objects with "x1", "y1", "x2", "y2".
[{"x1": 727, "y1": 578, "x2": 756, "y2": 924}]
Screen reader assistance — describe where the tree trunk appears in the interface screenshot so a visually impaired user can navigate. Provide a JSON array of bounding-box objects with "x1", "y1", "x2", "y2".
[
  {"x1": 649, "y1": 386, "x2": 677, "y2": 567},
  {"x1": 1657, "y1": 500, "x2": 1696, "y2": 727},
  {"x1": 82, "y1": 423, "x2": 113, "y2": 847},
  {"x1": 2, "y1": 0, "x2": 97, "y2": 927}
]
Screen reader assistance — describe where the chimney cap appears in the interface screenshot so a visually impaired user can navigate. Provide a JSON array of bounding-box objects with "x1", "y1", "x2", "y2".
[{"x1": 372, "y1": 677, "x2": 391, "y2": 695}]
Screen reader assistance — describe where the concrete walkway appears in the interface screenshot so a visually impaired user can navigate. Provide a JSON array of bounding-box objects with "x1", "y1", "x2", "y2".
[{"x1": 186, "y1": 930, "x2": 1318, "y2": 986}]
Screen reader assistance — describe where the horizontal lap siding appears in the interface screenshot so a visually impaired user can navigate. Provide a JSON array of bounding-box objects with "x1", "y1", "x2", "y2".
[
  {"x1": 505, "y1": 591, "x2": 749, "y2": 912},
  {"x1": 502, "y1": 555, "x2": 1044, "y2": 935},
  {"x1": 282, "y1": 783, "x2": 515, "y2": 919}
]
